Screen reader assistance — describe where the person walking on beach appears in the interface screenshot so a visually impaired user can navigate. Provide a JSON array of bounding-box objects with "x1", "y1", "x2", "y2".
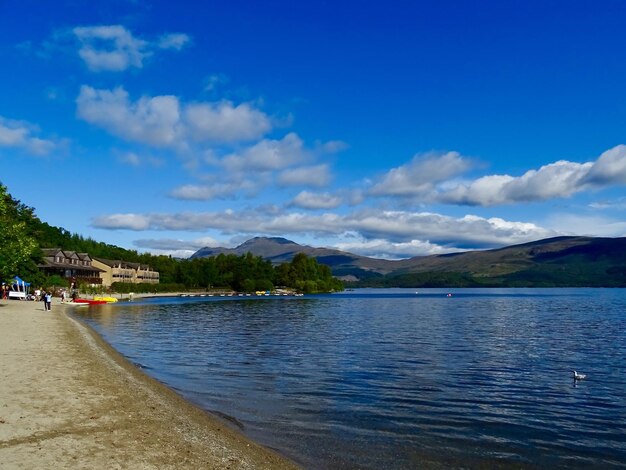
[
  {"x1": 45, "y1": 292, "x2": 52, "y2": 311},
  {"x1": 41, "y1": 290, "x2": 48, "y2": 310}
]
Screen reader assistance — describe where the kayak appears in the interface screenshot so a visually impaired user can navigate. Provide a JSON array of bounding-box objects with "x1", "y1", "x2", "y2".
[
  {"x1": 73, "y1": 299, "x2": 107, "y2": 305},
  {"x1": 93, "y1": 296, "x2": 118, "y2": 303}
]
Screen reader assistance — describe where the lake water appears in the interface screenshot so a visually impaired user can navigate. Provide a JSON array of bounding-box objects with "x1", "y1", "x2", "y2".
[{"x1": 77, "y1": 288, "x2": 626, "y2": 469}]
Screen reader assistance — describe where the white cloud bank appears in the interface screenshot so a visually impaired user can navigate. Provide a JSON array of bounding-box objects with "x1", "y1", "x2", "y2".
[
  {"x1": 0, "y1": 116, "x2": 60, "y2": 156},
  {"x1": 290, "y1": 191, "x2": 343, "y2": 209},
  {"x1": 76, "y1": 85, "x2": 272, "y2": 147},
  {"x1": 372, "y1": 145, "x2": 626, "y2": 206},
  {"x1": 333, "y1": 237, "x2": 455, "y2": 259},
  {"x1": 278, "y1": 164, "x2": 332, "y2": 187},
  {"x1": 73, "y1": 25, "x2": 190, "y2": 72},
  {"x1": 166, "y1": 135, "x2": 343, "y2": 201},
  {"x1": 92, "y1": 208, "x2": 556, "y2": 253},
  {"x1": 168, "y1": 180, "x2": 259, "y2": 200},
  {"x1": 133, "y1": 236, "x2": 219, "y2": 257},
  {"x1": 371, "y1": 151, "x2": 473, "y2": 197}
]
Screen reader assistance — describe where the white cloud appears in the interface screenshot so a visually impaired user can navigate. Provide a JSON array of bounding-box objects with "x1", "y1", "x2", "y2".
[
  {"x1": 93, "y1": 213, "x2": 151, "y2": 230},
  {"x1": 290, "y1": 191, "x2": 342, "y2": 209},
  {"x1": 157, "y1": 33, "x2": 191, "y2": 50},
  {"x1": 76, "y1": 85, "x2": 273, "y2": 148},
  {"x1": 160, "y1": 135, "x2": 339, "y2": 199},
  {"x1": 371, "y1": 145, "x2": 626, "y2": 206},
  {"x1": 73, "y1": 25, "x2": 149, "y2": 71},
  {"x1": 117, "y1": 151, "x2": 163, "y2": 167},
  {"x1": 0, "y1": 116, "x2": 59, "y2": 156},
  {"x1": 72, "y1": 25, "x2": 189, "y2": 72},
  {"x1": 220, "y1": 133, "x2": 308, "y2": 172},
  {"x1": 589, "y1": 197, "x2": 626, "y2": 210},
  {"x1": 334, "y1": 237, "x2": 456, "y2": 259},
  {"x1": 439, "y1": 145, "x2": 626, "y2": 206},
  {"x1": 440, "y1": 160, "x2": 593, "y2": 206},
  {"x1": 159, "y1": 136, "x2": 341, "y2": 201},
  {"x1": 92, "y1": 208, "x2": 556, "y2": 253},
  {"x1": 582, "y1": 145, "x2": 626, "y2": 185},
  {"x1": 77, "y1": 86, "x2": 181, "y2": 147},
  {"x1": 169, "y1": 180, "x2": 259, "y2": 200},
  {"x1": 184, "y1": 100, "x2": 272, "y2": 142},
  {"x1": 204, "y1": 73, "x2": 228, "y2": 92},
  {"x1": 133, "y1": 236, "x2": 219, "y2": 257},
  {"x1": 371, "y1": 151, "x2": 474, "y2": 197},
  {"x1": 545, "y1": 212, "x2": 626, "y2": 237},
  {"x1": 118, "y1": 152, "x2": 141, "y2": 166},
  {"x1": 316, "y1": 140, "x2": 348, "y2": 153},
  {"x1": 278, "y1": 164, "x2": 331, "y2": 187}
]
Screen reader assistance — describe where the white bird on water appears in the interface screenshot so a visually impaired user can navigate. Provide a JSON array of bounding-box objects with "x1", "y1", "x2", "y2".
[{"x1": 573, "y1": 370, "x2": 587, "y2": 380}]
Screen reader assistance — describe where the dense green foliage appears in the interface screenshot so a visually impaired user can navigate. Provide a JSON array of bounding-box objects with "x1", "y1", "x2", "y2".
[
  {"x1": 0, "y1": 184, "x2": 38, "y2": 281},
  {"x1": 0, "y1": 182, "x2": 342, "y2": 293},
  {"x1": 110, "y1": 253, "x2": 343, "y2": 294}
]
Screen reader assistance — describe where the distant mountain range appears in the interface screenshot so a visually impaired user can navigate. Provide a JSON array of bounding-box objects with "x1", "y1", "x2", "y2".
[{"x1": 191, "y1": 236, "x2": 626, "y2": 287}]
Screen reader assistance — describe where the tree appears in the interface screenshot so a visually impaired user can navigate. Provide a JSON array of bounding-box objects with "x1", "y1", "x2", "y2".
[{"x1": 0, "y1": 184, "x2": 37, "y2": 281}]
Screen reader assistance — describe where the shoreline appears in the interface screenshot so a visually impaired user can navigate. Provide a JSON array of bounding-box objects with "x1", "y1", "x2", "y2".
[{"x1": 0, "y1": 298, "x2": 300, "y2": 469}]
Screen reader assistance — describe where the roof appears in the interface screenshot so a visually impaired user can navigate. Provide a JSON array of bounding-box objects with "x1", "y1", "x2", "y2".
[
  {"x1": 93, "y1": 257, "x2": 153, "y2": 270},
  {"x1": 37, "y1": 259, "x2": 105, "y2": 272}
]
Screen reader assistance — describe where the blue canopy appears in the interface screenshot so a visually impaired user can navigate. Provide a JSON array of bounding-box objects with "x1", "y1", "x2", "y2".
[{"x1": 13, "y1": 276, "x2": 30, "y2": 286}]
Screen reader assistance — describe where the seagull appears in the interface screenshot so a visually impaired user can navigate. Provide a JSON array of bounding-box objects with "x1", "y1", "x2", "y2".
[{"x1": 573, "y1": 370, "x2": 587, "y2": 380}]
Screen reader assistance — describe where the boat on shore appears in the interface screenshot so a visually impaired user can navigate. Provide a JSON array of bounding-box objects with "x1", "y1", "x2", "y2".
[
  {"x1": 93, "y1": 296, "x2": 118, "y2": 303},
  {"x1": 73, "y1": 299, "x2": 108, "y2": 305}
]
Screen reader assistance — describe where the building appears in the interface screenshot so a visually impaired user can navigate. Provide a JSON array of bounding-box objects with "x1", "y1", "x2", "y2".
[
  {"x1": 91, "y1": 258, "x2": 160, "y2": 287},
  {"x1": 38, "y1": 249, "x2": 105, "y2": 285}
]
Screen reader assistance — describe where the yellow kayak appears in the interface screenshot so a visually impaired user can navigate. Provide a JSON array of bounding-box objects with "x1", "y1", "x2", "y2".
[{"x1": 93, "y1": 296, "x2": 118, "y2": 303}]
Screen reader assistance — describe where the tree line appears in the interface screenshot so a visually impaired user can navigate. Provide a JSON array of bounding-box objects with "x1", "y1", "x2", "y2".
[{"x1": 0, "y1": 183, "x2": 343, "y2": 293}]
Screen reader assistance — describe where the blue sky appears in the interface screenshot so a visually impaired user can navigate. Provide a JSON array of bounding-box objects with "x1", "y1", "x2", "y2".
[{"x1": 2, "y1": 0, "x2": 626, "y2": 258}]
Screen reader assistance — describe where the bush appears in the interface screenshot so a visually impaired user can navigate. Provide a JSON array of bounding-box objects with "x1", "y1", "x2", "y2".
[{"x1": 45, "y1": 274, "x2": 69, "y2": 289}]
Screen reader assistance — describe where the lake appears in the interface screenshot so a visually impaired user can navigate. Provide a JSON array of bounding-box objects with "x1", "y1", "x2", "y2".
[{"x1": 77, "y1": 288, "x2": 626, "y2": 469}]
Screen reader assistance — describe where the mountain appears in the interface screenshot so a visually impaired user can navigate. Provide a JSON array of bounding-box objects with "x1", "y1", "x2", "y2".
[
  {"x1": 191, "y1": 236, "x2": 626, "y2": 287},
  {"x1": 380, "y1": 236, "x2": 626, "y2": 286},
  {"x1": 192, "y1": 236, "x2": 374, "y2": 267}
]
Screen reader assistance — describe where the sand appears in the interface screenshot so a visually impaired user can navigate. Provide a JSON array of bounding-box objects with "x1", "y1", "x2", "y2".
[{"x1": 0, "y1": 298, "x2": 300, "y2": 469}]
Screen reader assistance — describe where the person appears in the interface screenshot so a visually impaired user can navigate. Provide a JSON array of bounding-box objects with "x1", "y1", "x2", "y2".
[
  {"x1": 45, "y1": 292, "x2": 52, "y2": 311},
  {"x1": 41, "y1": 290, "x2": 48, "y2": 310},
  {"x1": 35, "y1": 288, "x2": 41, "y2": 301},
  {"x1": 60, "y1": 289, "x2": 66, "y2": 303}
]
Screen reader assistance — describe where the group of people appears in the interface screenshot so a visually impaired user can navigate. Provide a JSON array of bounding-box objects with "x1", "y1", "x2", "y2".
[{"x1": 34, "y1": 288, "x2": 53, "y2": 311}]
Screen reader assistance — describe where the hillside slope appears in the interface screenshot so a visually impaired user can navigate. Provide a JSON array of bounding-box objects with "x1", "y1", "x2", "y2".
[{"x1": 191, "y1": 236, "x2": 626, "y2": 287}]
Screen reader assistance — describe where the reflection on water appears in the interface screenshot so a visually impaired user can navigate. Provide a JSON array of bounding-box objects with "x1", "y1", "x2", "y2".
[{"x1": 78, "y1": 289, "x2": 626, "y2": 469}]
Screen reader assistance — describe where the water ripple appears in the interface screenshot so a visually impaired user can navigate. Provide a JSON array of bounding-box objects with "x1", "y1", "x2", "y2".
[{"x1": 79, "y1": 288, "x2": 626, "y2": 469}]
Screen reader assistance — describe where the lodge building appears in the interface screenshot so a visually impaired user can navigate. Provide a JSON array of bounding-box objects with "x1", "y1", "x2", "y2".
[
  {"x1": 39, "y1": 249, "x2": 159, "y2": 287},
  {"x1": 91, "y1": 258, "x2": 160, "y2": 286},
  {"x1": 39, "y1": 249, "x2": 104, "y2": 285}
]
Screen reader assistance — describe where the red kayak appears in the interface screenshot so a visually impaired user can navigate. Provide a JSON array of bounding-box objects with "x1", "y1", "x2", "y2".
[{"x1": 73, "y1": 299, "x2": 108, "y2": 305}]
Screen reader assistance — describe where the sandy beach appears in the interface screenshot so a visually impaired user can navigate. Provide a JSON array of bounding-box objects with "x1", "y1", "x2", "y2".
[{"x1": 0, "y1": 298, "x2": 300, "y2": 469}]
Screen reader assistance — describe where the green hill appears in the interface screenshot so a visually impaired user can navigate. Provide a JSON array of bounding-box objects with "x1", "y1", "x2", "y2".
[{"x1": 354, "y1": 237, "x2": 626, "y2": 287}]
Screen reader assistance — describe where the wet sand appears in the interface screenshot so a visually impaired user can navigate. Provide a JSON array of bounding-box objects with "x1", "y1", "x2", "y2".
[{"x1": 0, "y1": 298, "x2": 300, "y2": 469}]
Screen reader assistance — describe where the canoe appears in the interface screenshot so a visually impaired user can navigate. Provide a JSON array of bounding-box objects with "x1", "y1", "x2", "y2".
[
  {"x1": 93, "y1": 296, "x2": 118, "y2": 303},
  {"x1": 74, "y1": 299, "x2": 107, "y2": 305}
]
